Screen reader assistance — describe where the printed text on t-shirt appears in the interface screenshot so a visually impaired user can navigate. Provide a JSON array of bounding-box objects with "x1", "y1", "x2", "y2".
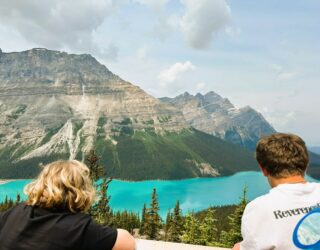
[{"x1": 273, "y1": 203, "x2": 320, "y2": 219}]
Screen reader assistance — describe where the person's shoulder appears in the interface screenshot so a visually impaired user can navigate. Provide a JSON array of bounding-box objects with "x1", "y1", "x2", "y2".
[
  {"x1": 0, "y1": 203, "x2": 26, "y2": 223},
  {"x1": 245, "y1": 192, "x2": 273, "y2": 211},
  {"x1": 2, "y1": 202, "x2": 27, "y2": 214},
  {"x1": 61, "y1": 211, "x2": 92, "y2": 224},
  {"x1": 308, "y1": 182, "x2": 320, "y2": 188}
]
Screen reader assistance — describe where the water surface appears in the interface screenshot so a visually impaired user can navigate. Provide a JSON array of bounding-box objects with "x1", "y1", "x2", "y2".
[{"x1": 1, "y1": 172, "x2": 316, "y2": 217}]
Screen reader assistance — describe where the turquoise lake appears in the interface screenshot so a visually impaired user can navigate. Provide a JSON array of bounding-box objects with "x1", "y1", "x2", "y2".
[{"x1": 0, "y1": 172, "x2": 317, "y2": 217}]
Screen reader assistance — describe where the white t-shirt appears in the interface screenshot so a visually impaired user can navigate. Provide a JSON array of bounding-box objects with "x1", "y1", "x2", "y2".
[{"x1": 240, "y1": 182, "x2": 320, "y2": 250}]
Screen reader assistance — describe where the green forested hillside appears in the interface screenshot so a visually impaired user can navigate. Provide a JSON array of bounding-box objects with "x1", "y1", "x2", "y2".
[{"x1": 0, "y1": 128, "x2": 258, "y2": 180}]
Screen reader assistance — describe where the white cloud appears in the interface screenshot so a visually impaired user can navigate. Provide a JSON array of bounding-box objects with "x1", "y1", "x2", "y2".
[
  {"x1": 0, "y1": 0, "x2": 118, "y2": 59},
  {"x1": 180, "y1": 0, "x2": 231, "y2": 49},
  {"x1": 159, "y1": 61, "x2": 196, "y2": 85}
]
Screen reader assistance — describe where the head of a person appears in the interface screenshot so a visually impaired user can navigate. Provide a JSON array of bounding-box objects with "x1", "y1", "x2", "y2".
[
  {"x1": 24, "y1": 160, "x2": 96, "y2": 213},
  {"x1": 256, "y1": 133, "x2": 309, "y2": 178}
]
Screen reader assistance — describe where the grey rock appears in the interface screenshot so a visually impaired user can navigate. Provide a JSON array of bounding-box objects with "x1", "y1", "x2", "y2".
[
  {"x1": 160, "y1": 92, "x2": 276, "y2": 150},
  {"x1": 0, "y1": 48, "x2": 187, "y2": 161}
]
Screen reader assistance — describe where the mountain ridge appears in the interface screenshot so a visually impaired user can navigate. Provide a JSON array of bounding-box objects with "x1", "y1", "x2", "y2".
[
  {"x1": 0, "y1": 48, "x2": 318, "y2": 180},
  {"x1": 160, "y1": 91, "x2": 276, "y2": 150},
  {"x1": 0, "y1": 48, "x2": 260, "y2": 180}
]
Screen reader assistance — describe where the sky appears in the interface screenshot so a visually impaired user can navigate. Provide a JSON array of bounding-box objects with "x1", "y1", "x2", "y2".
[{"x1": 0, "y1": 0, "x2": 319, "y2": 146}]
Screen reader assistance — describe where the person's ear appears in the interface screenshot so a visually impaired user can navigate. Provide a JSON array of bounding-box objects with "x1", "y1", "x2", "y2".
[{"x1": 259, "y1": 164, "x2": 269, "y2": 176}]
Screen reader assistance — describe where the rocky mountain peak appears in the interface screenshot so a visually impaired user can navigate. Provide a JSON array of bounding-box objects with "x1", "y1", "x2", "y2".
[
  {"x1": 161, "y1": 92, "x2": 276, "y2": 150},
  {"x1": 0, "y1": 48, "x2": 122, "y2": 96},
  {"x1": 0, "y1": 49, "x2": 188, "y2": 171}
]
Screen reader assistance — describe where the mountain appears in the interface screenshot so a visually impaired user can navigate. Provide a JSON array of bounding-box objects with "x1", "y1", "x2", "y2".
[
  {"x1": 309, "y1": 147, "x2": 320, "y2": 155},
  {"x1": 0, "y1": 48, "x2": 258, "y2": 180},
  {"x1": 160, "y1": 92, "x2": 276, "y2": 150},
  {"x1": 308, "y1": 152, "x2": 320, "y2": 180}
]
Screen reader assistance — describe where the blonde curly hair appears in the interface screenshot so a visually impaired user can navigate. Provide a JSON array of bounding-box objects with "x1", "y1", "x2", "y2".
[{"x1": 24, "y1": 160, "x2": 96, "y2": 213}]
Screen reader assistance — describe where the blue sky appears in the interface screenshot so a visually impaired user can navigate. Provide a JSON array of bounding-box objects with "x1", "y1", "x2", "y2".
[{"x1": 0, "y1": 0, "x2": 319, "y2": 146}]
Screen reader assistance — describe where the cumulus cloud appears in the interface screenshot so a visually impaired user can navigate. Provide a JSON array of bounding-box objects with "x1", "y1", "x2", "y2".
[
  {"x1": 180, "y1": 0, "x2": 231, "y2": 49},
  {"x1": 0, "y1": 0, "x2": 118, "y2": 59},
  {"x1": 159, "y1": 61, "x2": 196, "y2": 85}
]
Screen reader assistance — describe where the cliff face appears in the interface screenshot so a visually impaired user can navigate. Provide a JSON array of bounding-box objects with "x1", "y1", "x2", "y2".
[
  {"x1": 0, "y1": 48, "x2": 186, "y2": 159},
  {"x1": 0, "y1": 49, "x2": 259, "y2": 180},
  {"x1": 161, "y1": 92, "x2": 276, "y2": 150}
]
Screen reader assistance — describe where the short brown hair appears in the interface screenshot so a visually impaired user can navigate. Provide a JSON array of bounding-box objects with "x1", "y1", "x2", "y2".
[
  {"x1": 24, "y1": 160, "x2": 96, "y2": 213},
  {"x1": 256, "y1": 133, "x2": 309, "y2": 178}
]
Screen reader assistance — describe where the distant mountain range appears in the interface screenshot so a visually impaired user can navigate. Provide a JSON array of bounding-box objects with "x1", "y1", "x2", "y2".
[
  {"x1": 160, "y1": 92, "x2": 276, "y2": 150},
  {"x1": 0, "y1": 48, "x2": 318, "y2": 180},
  {"x1": 310, "y1": 147, "x2": 320, "y2": 155}
]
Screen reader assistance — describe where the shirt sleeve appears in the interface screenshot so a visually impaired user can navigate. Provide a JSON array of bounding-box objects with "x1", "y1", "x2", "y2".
[
  {"x1": 83, "y1": 220, "x2": 118, "y2": 250},
  {"x1": 240, "y1": 220, "x2": 259, "y2": 249},
  {"x1": 239, "y1": 203, "x2": 259, "y2": 250}
]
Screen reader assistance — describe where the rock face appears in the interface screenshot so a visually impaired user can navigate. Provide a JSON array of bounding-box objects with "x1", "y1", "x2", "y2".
[
  {"x1": 0, "y1": 48, "x2": 259, "y2": 180},
  {"x1": 161, "y1": 92, "x2": 276, "y2": 150},
  {"x1": 0, "y1": 48, "x2": 186, "y2": 157}
]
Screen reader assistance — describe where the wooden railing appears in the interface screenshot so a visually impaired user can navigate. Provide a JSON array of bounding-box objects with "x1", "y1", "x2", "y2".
[{"x1": 136, "y1": 239, "x2": 230, "y2": 250}]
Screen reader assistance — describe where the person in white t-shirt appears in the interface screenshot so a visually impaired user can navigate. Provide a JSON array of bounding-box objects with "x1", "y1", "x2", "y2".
[{"x1": 232, "y1": 133, "x2": 320, "y2": 250}]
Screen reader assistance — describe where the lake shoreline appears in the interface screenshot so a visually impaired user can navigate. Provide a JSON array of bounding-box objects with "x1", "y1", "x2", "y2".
[
  {"x1": 0, "y1": 171, "x2": 262, "y2": 184},
  {"x1": 0, "y1": 179, "x2": 24, "y2": 185}
]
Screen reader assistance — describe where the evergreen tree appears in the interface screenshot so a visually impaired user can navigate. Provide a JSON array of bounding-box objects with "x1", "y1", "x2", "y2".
[
  {"x1": 15, "y1": 193, "x2": 21, "y2": 205},
  {"x1": 95, "y1": 177, "x2": 112, "y2": 225},
  {"x1": 181, "y1": 213, "x2": 201, "y2": 244},
  {"x1": 86, "y1": 149, "x2": 112, "y2": 225},
  {"x1": 111, "y1": 210, "x2": 140, "y2": 233},
  {"x1": 199, "y1": 207, "x2": 218, "y2": 245},
  {"x1": 0, "y1": 196, "x2": 15, "y2": 212},
  {"x1": 221, "y1": 187, "x2": 248, "y2": 247},
  {"x1": 167, "y1": 200, "x2": 184, "y2": 242},
  {"x1": 140, "y1": 203, "x2": 147, "y2": 235},
  {"x1": 85, "y1": 149, "x2": 105, "y2": 182},
  {"x1": 164, "y1": 209, "x2": 172, "y2": 241},
  {"x1": 145, "y1": 188, "x2": 162, "y2": 239}
]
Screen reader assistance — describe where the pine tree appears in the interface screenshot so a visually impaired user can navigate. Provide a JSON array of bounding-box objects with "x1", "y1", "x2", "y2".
[
  {"x1": 164, "y1": 209, "x2": 172, "y2": 241},
  {"x1": 85, "y1": 149, "x2": 105, "y2": 182},
  {"x1": 181, "y1": 213, "x2": 201, "y2": 245},
  {"x1": 86, "y1": 149, "x2": 112, "y2": 225},
  {"x1": 199, "y1": 207, "x2": 218, "y2": 245},
  {"x1": 221, "y1": 187, "x2": 248, "y2": 247},
  {"x1": 15, "y1": 193, "x2": 21, "y2": 205},
  {"x1": 145, "y1": 188, "x2": 162, "y2": 239},
  {"x1": 95, "y1": 176, "x2": 112, "y2": 225},
  {"x1": 167, "y1": 200, "x2": 184, "y2": 242},
  {"x1": 140, "y1": 203, "x2": 147, "y2": 235},
  {"x1": 111, "y1": 210, "x2": 140, "y2": 233}
]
